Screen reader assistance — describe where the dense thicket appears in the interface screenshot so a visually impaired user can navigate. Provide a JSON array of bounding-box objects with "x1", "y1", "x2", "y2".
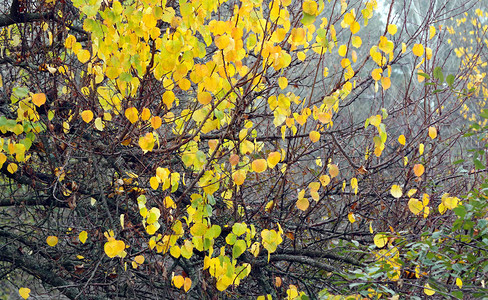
[{"x1": 0, "y1": 0, "x2": 487, "y2": 299}]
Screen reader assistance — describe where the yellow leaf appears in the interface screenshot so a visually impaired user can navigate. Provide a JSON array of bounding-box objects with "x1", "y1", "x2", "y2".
[
  {"x1": 402, "y1": 42, "x2": 406, "y2": 53},
  {"x1": 163, "y1": 91, "x2": 176, "y2": 108},
  {"x1": 173, "y1": 275, "x2": 184, "y2": 288},
  {"x1": 407, "y1": 189, "x2": 417, "y2": 197},
  {"x1": 197, "y1": 91, "x2": 212, "y2": 105},
  {"x1": 373, "y1": 233, "x2": 388, "y2": 248},
  {"x1": 338, "y1": 45, "x2": 347, "y2": 57},
  {"x1": 413, "y1": 164, "x2": 424, "y2": 177},
  {"x1": 81, "y1": 110, "x2": 94, "y2": 123},
  {"x1": 46, "y1": 236, "x2": 58, "y2": 247},
  {"x1": 302, "y1": 0, "x2": 318, "y2": 15},
  {"x1": 398, "y1": 135, "x2": 406, "y2": 145},
  {"x1": 104, "y1": 239, "x2": 126, "y2": 258},
  {"x1": 77, "y1": 49, "x2": 91, "y2": 63},
  {"x1": 32, "y1": 93, "x2": 46, "y2": 107},
  {"x1": 424, "y1": 283, "x2": 435, "y2": 296},
  {"x1": 164, "y1": 196, "x2": 176, "y2": 209},
  {"x1": 150, "y1": 176, "x2": 159, "y2": 190},
  {"x1": 329, "y1": 164, "x2": 339, "y2": 178},
  {"x1": 141, "y1": 108, "x2": 151, "y2": 121},
  {"x1": 412, "y1": 43, "x2": 424, "y2": 57},
  {"x1": 429, "y1": 25, "x2": 436, "y2": 39},
  {"x1": 456, "y1": 278, "x2": 462, "y2": 288},
  {"x1": 388, "y1": 24, "x2": 397, "y2": 35},
  {"x1": 369, "y1": 115, "x2": 381, "y2": 127},
  {"x1": 184, "y1": 277, "x2": 192, "y2": 292},
  {"x1": 19, "y1": 288, "x2": 30, "y2": 299},
  {"x1": 309, "y1": 131, "x2": 320, "y2": 143},
  {"x1": 390, "y1": 185, "x2": 402, "y2": 198},
  {"x1": 428, "y1": 126, "x2": 437, "y2": 139},
  {"x1": 369, "y1": 221, "x2": 374, "y2": 233},
  {"x1": 79, "y1": 231, "x2": 88, "y2": 244},
  {"x1": 251, "y1": 159, "x2": 267, "y2": 173},
  {"x1": 372, "y1": 68, "x2": 382, "y2": 81},
  {"x1": 350, "y1": 21, "x2": 360, "y2": 34},
  {"x1": 348, "y1": 212, "x2": 356, "y2": 223},
  {"x1": 408, "y1": 198, "x2": 424, "y2": 215},
  {"x1": 319, "y1": 174, "x2": 330, "y2": 186},
  {"x1": 278, "y1": 77, "x2": 288, "y2": 89},
  {"x1": 134, "y1": 255, "x2": 145, "y2": 265},
  {"x1": 125, "y1": 107, "x2": 138, "y2": 123},
  {"x1": 296, "y1": 197, "x2": 309, "y2": 211},
  {"x1": 267, "y1": 152, "x2": 281, "y2": 168},
  {"x1": 7, "y1": 163, "x2": 18, "y2": 174},
  {"x1": 419, "y1": 143, "x2": 424, "y2": 155},
  {"x1": 94, "y1": 117, "x2": 104, "y2": 131}
]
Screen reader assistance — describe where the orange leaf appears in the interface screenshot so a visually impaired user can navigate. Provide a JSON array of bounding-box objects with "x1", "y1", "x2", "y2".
[
  {"x1": 413, "y1": 164, "x2": 424, "y2": 177},
  {"x1": 32, "y1": 93, "x2": 46, "y2": 107}
]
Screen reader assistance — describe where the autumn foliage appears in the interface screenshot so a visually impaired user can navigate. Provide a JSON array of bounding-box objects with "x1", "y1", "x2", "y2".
[{"x1": 1, "y1": 0, "x2": 488, "y2": 299}]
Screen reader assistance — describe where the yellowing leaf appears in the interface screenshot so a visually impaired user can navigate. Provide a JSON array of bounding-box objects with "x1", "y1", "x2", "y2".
[
  {"x1": 251, "y1": 159, "x2": 267, "y2": 173},
  {"x1": 390, "y1": 185, "x2": 402, "y2": 198},
  {"x1": 352, "y1": 36, "x2": 362, "y2": 48},
  {"x1": 267, "y1": 152, "x2": 281, "y2": 168},
  {"x1": 398, "y1": 135, "x2": 406, "y2": 145},
  {"x1": 388, "y1": 24, "x2": 398, "y2": 35},
  {"x1": 81, "y1": 110, "x2": 94, "y2": 123},
  {"x1": 32, "y1": 93, "x2": 46, "y2": 107},
  {"x1": 278, "y1": 77, "x2": 288, "y2": 89},
  {"x1": 19, "y1": 288, "x2": 30, "y2": 299},
  {"x1": 424, "y1": 283, "x2": 435, "y2": 296},
  {"x1": 373, "y1": 233, "x2": 388, "y2": 248},
  {"x1": 139, "y1": 132, "x2": 155, "y2": 152},
  {"x1": 46, "y1": 236, "x2": 58, "y2": 247},
  {"x1": 412, "y1": 43, "x2": 424, "y2": 57},
  {"x1": 408, "y1": 198, "x2": 429, "y2": 217},
  {"x1": 348, "y1": 212, "x2": 356, "y2": 223},
  {"x1": 329, "y1": 164, "x2": 339, "y2": 178},
  {"x1": 428, "y1": 126, "x2": 437, "y2": 139},
  {"x1": 125, "y1": 107, "x2": 138, "y2": 123},
  {"x1": 309, "y1": 131, "x2": 320, "y2": 142},
  {"x1": 413, "y1": 164, "x2": 424, "y2": 177},
  {"x1": 296, "y1": 197, "x2": 309, "y2": 211},
  {"x1": 79, "y1": 231, "x2": 88, "y2": 244}
]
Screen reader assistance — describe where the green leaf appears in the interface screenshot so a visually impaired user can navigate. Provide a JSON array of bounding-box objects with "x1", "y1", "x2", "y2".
[
  {"x1": 473, "y1": 158, "x2": 484, "y2": 170},
  {"x1": 433, "y1": 66, "x2": 444, "y2": 83},
  {"x1": 232, "y1": 223, "x2": 247, "y2": 236},
  {"x1": 417, "y1": 72, "x2": 430, "y2": 80},
  {"x1": 446, "y1": 74, "x2": 455, "y2": 87},
  {"x1": 232, "y1": 240, "x2": 246, "y2": 258},
  {"x1": 301, "y1": 13, "x2": 316, "y2": 26}
]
